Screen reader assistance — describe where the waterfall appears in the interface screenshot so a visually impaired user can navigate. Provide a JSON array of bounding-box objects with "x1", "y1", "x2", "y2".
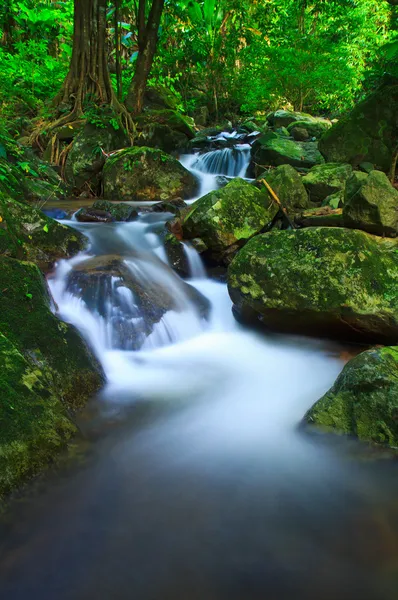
[
  {"x1": 190, "y1": 144, "x2": 251, "y2": 178},
  {"x1": 183, "y1": 242, "x2": 207, "y2": 279}
]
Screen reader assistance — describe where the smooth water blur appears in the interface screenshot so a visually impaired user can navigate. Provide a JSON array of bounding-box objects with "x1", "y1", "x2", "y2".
[{"x1": 1, "y1": 135, "x2": 398, "y2": 600}]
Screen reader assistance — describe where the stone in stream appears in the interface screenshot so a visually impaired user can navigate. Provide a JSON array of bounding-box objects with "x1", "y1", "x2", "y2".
[
  {"x1": 0, "y1": 194, "x2": 86, "y2": 271},
  {"x1": 302, "y1": 163, "x2": 353, "y2": 204},
  {"x1": 306, "y1": 346, "x2": 398, "y2": 448},
  {"x1": 102, "y1": 147, "x2": 198, "y2": 202},
  {"x1": 176, "y1": 178, "x2": 279, "y2": 265},
  {"x1": 92, "y1": 200, "x2": 139, "y2": 222},
  {"x1": 319, "y1": 77, "x2": 398, "y2": 172},
  {"x1": 228, "y1": 227, "x2": 398, "y2": 344},
  {"x1": 343, "y1": 170, "x2": 398, "y2": 237},
  {"x1": 75, "y1": 208, "x2": 114, "y2": 223},
  {"x1": 251, "y1": 136, "x2": 324, "y2": 173},
  {"x1": 67, "y1": 255, "x2": 210, "y2": 349},
  {"x1": 257, "y1": 164, "x2": 309, "y2": 213}
]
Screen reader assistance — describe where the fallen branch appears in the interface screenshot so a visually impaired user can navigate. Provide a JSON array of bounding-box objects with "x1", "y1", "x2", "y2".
[{"x1": 258, "y1": 178, "x2": 296, "y2": 229}]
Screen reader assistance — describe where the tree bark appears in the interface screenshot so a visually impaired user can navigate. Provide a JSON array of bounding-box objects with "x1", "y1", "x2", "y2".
[{"x1": 126, "y1": 0, "x2": 165, "y2": 116}]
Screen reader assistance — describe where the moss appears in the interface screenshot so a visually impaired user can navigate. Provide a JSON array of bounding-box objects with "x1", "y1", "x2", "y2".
[
  {"x1": 0, "y1": 257, "x2": 104, "y2": 409},
  {"x1": 135, "y1": 109, "x2": 195, "y2": 138},
  {"x1": 288, "y1": 119, "x2": 332, "y2": 139},
  {"x1": 252, "y1": 137, "x2": 324, "y2": 173},
  {"x1": 259, "y1": 164, "x2": 309, "y2": 212},
  {"x1": 92, "y1": 200, "x2": 138, "y2": 222},
  {"x1": 306, "y1": 346, "x2": 398, "y2": 447},
  {"x1": 0, "y1": 333, "x2": 76, "y2": 499},
  {"x1": 103, "y1": 146, "x2": 198, "y2": 202},
  {"x1": 181, "y1": 178, "x2": 278, "y2": 263},
  {"x1": 228, "y1": 227, "x2": 398, "y2": 343},
  {"x1": 302, "y1": 163, "x2": 353, "y2": 204}
]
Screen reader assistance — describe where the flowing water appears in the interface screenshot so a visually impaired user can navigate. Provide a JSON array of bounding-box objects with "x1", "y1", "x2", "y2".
[{"x1": 2, "y1": 134, "x2": 398, "y2": 599}]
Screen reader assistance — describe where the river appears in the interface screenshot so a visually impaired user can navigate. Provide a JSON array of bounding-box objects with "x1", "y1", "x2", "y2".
[{"x1": 1, "y1": 138, "x2": 398, "y2": 600}]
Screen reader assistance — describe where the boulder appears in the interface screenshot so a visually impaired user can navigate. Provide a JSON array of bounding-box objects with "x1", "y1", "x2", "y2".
[
  {"x1": 291, "y1": 127, "x2": 310, "y2": 142},
  {"x1": 288, "y1": 119, "x2": 332, "y2": 140},
  {"x1": 302, "y1": 163, "x2": 353, "y2": 204},
  {"x1": 102, "y1": 147, "x2": 198, "y2": 202},
  {"x1": 144, "y1": 85, "x2": 180, "y2": 111},
  {"x1": 258, "y1": 164, "x2": 309, "y2": 213},
  {"x1": 0, "y1": 195, "x2": 86, "y2": 270},
  {"x1": 0, "y1": 257, "x2": 104, "y2": 409},
  {"x1": 343, "y1": 170, "x2": 398, "y2": 237},
  {"x1": 319, "y1": 79, "x2": 398, "y2": 171},
  {"x1": 0, "y1": 333, "x2": 76, "y2": 498},
  {"x1": 67, "y1": 255, "x2": 209, "y2": 348},
  {"x1": 228, "y1": 227, "x2": 398, "y2": 344},
  {"x1": 164, "y1": 234, "x2": 190, "y2": 278},
  {"x1": 306, "y1": 346, "x2": 398, "y2": 448},
  {"x1": 92, "y1": 200, "x2": 138, "y2": 222},
  {"x1": 135, "y1": 123, "x2": 188, "y2": 153},
  {"x1": 65, "y1": 121, "x2": 129, "y2": 191},
  {"x1": 179, "y1": 178, "x2": 279, "y2": 264},
  {"x1": 267, "y1": 110, "x2": 316, "y2": 128},
  {"x1": 252, "y1": 137, "x2": 324, "y2": 174},
  {"x1": 75, "y1": 208, "x2": 114, "y2": 223},
  {"x1": 136, "y1": 109, "x2": 195, "y2": 139},
  {"x1": 295, "y1": 207, "x2": 344, "y2": 228}
]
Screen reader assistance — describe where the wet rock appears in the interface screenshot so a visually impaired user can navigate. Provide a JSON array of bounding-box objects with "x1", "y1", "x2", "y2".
[
  {"x1": 306, "y1": 346, "x2": 398, "y2": 448},
  {"x1": 150, "y1": 199, "x2": 187, "y2": 214},
  {"x1": 0, "y1": 195, "x2": 86, "y2": 271},
  {"x1": 319, "y1": 78, "x2": 398, "y2": 171},
  {"x1": 343, "y1": 170, "x2": 398, "y2": 237},
  {"x1": 228, "y1": 227, "x2": 398, "y2": 344},
  {"x1": 92, "y1": 200, "x2": 138, "y2": 222},
  {"x1": 257, "y1": 164, "x2": 309, "y2": 213},
  {"x1": 179, "y1": 178, "x2": 279, "y2": 264},
  {"x1": 302, "y1": 163, "x2": 353, "y2": 204},
  {"x1": 75, "y1": 208, "x2": 114, "y2": 223},
  {"x1": 288, "y1": 119, "x2": 332, "y2": 140},
  {"x1": 164, "y1": 233, "x2": 190, "y2": 278},
  {"x1": 252, "y1": 137, "x2": 324, "y2": 173},
  {"x1": 65, "y1": 121, "x2": 129, "y2": 192},
  {"x1": 102, "y1": 147, "x2": 198, "y2": 202},
  {"x1": 291, "y1": 127, "x2": 310, "y2": 141}
]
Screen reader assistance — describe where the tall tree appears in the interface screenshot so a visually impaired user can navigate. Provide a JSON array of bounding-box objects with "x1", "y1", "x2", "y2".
[{"x1": 126, "y1": 0, "x2": 165, "y2": 115}]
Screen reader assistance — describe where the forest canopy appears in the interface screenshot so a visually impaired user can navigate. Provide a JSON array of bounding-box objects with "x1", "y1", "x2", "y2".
[{"x1": 0, "y1": 0, "x2": 396, "y2": 137}]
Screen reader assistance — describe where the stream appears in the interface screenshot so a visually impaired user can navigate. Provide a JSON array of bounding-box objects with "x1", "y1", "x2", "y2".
[{"x1": 1, "y1": 138, "x2": 398, "y2": 599}]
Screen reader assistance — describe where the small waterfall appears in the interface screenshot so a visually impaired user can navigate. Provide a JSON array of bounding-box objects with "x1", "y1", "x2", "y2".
[
  {"x1": 190, "y1": 144, "x2": 251, "y2": 178},
  {"x1": 183, "y1": 243, "x2": 207, "y2": 279}
]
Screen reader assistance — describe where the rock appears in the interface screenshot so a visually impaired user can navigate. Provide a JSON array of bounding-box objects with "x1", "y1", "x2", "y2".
[
  {"x1": 322, "y1": 190, "x2": 344, "y2": 209},
  {"x1": 215, "y1": 176, "x2": 231, "y2": 189},
  {"x1": 302, "y1": 163, "x2": 353, "y2": 204},
  {"x1": 75, "y1": 208, "x2": 114, "y2": 223},
  {"x1": 164, "y1": 234, "x2": 190, "y2": 278},
  {"x1": 179, "y1": 178, "x2": 279, "y2": 264},
  {"x1": 0, "y1": 257, "x2": 104, "y2": 409},
  {"x1": 135, "y1": 123, "x2": 188, "y2": 154},
  {"x1": 150, "y1": 199, "x2": 187, "y2": 214},
  {"x1": 291, "y1": 127, "x2": 310, "y2": 141},
  {"x1": 67, "y1": 255, "x2": 209, "y2": 348},
  {"x1": 305, "y1": 346, "x2": 398, "y2": 447},
  {"x1": 319, "y1": 79, "x2": 398, "y2": 171},
  {"x1": 65, "y1": 121, "x2": 129, "y2": 191},
  {"x1": 252, "y1": 137, "x2": 324, "y2": 174},
  {"x1": 42, "y1": 208, "x2": 69, "y2": 220},
  {"x1": 343, "y1": 170, "x2": 398, "y2": 237},
  {"x1": 92, "y1": 200, "x2": 138, "y2": 222},
  {"x1": 0, "y1": 195, "x2": 86, "y2": 270},
  {"x1": 228, "y1": 227, "x2": 398, "y2": 344},
  {"x1": 136, "y1": 109, "x2": 195, "y2": 139},
  {"x1": 102, "y1": 147, "x2": 198, "y2": 202},
  {"x1": 258, "y1": 164, "x2": 309, "y2": 213},
  {"x1": 144, "y1": 85, "x2": 179, "y2": 111},
  {"x1": 0, "y1": 333, "x2": 76, "y2": 498},
  {"x1": 359, "y1": 162, "x2": 375, "y2": 174},
  {"x1": 267, "y1": 110, "x2": 316, "y2": 128},
  {"x1": 295, "y1": 207, "x2": 344, "y2": 228},
  {"x1": 344, "y1": 171, "x2": 368, "y2": 202},
  {"x1": 288, "y1": 119, "x2": 332, "y2": 140},
  {"x1": 274, "y1": 126, "x2": 290, "y2": 137}
]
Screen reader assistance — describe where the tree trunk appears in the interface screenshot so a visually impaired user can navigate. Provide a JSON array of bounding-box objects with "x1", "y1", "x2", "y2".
[
  {"x1": 126, "y1": 0, "x2": 165, "y2": 116},
  {"x1": 57, "y1": 0, "x2": 114, "y2": 115}
]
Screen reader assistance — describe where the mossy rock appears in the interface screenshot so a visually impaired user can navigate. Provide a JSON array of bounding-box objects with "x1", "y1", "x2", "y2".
[
  {"x1": 267, "y1": 110, "x2": 316, "y2": 128},
  {"x1": 0, "y1": 257, "x2": 104, "y2": 409},
  {"x1": 92, "y1": 200, "x2": 138, "y2": 222},
  {"x1": 228, "y1": 227, "x2": 398, "y2": 344},
  {"x1": 135, "y1": 123, "x2": 188, "y2": 153},
  {"x1": 319, "y1": 80, "x2": 398, "y2": 172},
  {"x1": 302, "y1": 163, "x2": 353, "y2": 204},
  {"x1": 180, "y1": 178, "x2": 279, "y2": 264},
  {"x1": 144, "y1": 85, "x2": 180, "y2": 111},
  {"x1": 0, "y1": 333, "x2": 76, "y2": 499},
  {"x1": 258, "y1": 164, "x2": 309, "y2": 212},
  {"x1": 136, "y1": 109, "x2": 195, "y2": 139},
  {"x1": 306, "y1": 346, "x2": 398, "y2": 448},
  {"x1": 252, "y1": 137, "x2": 324, "y2": 174},
  {"x1": 0, "y1": 194, "x2": 86, "y2": 271},
  {"x1": 343, "y1": 170, "x2": 398, "y2": 237},
  {"x1": 65, "y1": 121, "x2": 129, "y2": 191},
  {"x1": 102, "y1": 147, "x2": 198, "y2": 202},
  {"x1": 288, "y1": 119, "x2": 332, "y2": 139}
]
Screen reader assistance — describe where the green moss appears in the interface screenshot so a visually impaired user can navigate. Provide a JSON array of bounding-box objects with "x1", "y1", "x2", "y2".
[
  {"x1": 252, "y1": 137, "x2": 324, "y2": 173},
  {"x1": 0, "y1": 257, "x2": 104, "y2": 409},
  {"x1": 103, "y1": 146, "x2": 198, "y2": 202},
  {"x1": 302, "y1": 163, "x2": 352, "y2": 204},
  {"x1": 306, "y1": 346, "x2": 398, "y2": 447},
  {"x1": 259, "y1": 164, "x2": 309, "y2": 212},
  {"x1": 228, "y1": 227, "x2": 398, "y2": 343}
]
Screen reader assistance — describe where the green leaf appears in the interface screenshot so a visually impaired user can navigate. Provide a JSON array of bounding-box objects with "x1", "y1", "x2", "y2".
[{"x1": 43, "y1": 224, "x2": 49, "y2": 233}]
